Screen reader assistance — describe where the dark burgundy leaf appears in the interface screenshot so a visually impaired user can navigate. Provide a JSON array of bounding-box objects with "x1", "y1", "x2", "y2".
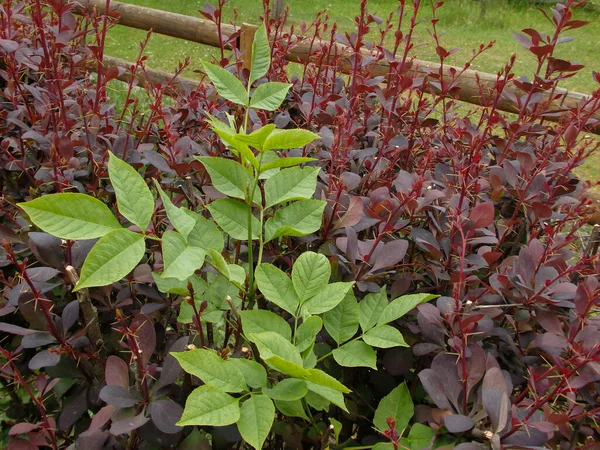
[
  {"x1": 470, "y1": 202, "x2": 495, "y2": 228},
  {"x1": 8, "y1": 423, "x2": 40, "y2": 436},
  {"x1": 0, "y1": 323, "x2": 36, "y2": 335},
  {"x1": 130, "y1": 314, "x2": 156, "y2": 367},
  {"x1": 99, "y1": 385, "x2": 140, "y2": 408},
  {"x1": 59, "y1": 388, "x2": 88, "y2": 432},
  {"x1": 482, "y1": 367, "x2": 510, "y2": 433},
  {"x1": 150, "y1": 400, "x2": 183, "y2": 434},
  {"x1": 21, "y1": 332, "x2": 56, "y2": 348},
  {"x1": 157, "y1": 337, "x2": 188, "y2": 389},
  {"x1": 109, "y1": 411, "x2": 149, "y2": 436},
  {"x1": 370, "y1": 239, "x2": 409, "y2": 272},
  {"x1": 61, "y1": 300, "x2": 79, "y2": 333},
  {"x1": 28, "y1": 233, "x2": 63, "y2": 269},
  {"x1": 444, "y1": 414, "x2": 474, "y2": 433},
  {"x1": 6, "y1": 438, "x2": 37, "y2": 450},
  {"x1": 28, "y1": 350, "x2": 61, "y2": 370},
  {"x1": 105, "y1": 356, "x2": 129, "y2": 388}
]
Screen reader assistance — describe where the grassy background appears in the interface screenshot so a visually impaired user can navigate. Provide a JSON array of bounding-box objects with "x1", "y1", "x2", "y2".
[{"x1": 103, "y1": 0, "x2": 600, "y2": 184}]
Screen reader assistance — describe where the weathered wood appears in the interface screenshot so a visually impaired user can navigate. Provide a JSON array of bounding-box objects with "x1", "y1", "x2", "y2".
[
  {"x1": 72, "y1": 0, "x2": 599, "y2": 134},
  {"x1": 272, "y1": 0, "x2": 285, "y2": 18},
  {"x1": 239, "y1": 24, "x2": 258, "y2": 71}
]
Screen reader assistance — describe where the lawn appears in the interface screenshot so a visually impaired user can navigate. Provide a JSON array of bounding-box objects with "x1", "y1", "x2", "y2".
[{"x1": 104, "y1": 0, "x2": 600, "y2": 185}]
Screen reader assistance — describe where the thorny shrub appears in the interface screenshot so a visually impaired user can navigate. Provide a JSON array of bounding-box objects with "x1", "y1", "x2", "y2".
[{"x1": 1, "y1": 0, "x2": 600, "y2": 449}]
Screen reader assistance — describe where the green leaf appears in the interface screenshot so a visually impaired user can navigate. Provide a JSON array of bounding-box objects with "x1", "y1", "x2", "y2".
[
  {"x1": 255, "y1": 264, "x2": 300, "y2": 315},
  {"x1": 264, "y1": 379, "x2": 308, "y2": 401},
  {"x1": 162, "y1": 231, "x2": 206, "y2": 280},
  {"x1": 332, "y1": 341, "x2": 377, "y2": 369},
  {"x1": 305, "y1": 390, "x2": 331, "y2": 411},
  {"x1": 306, "y1": 381, "x2": 348, "y2": 412},
  {"x1": 172, "y1": 349, "x2": 246, "y2": 392},
  {"x1": 183, "y1": 210, "x2": 224, "y2": 252},
  {"x1": 372, "y1": 444, "x2": 394, "y2": 450},
  {"x1": 264, "y1": 199, "x2": 326, "y2": 242},
  {"x1": 74, "y1": 229, "x2": 144, "y2": 291},
  {"x1": 154, "y1": 273, "x2": 206, "y2": 296},
  {"x1": 330, "y1": 417, "x2": 342, "y2": 439},
  {"x1": 265, "y1": 356, "x2": 309, "y2": 378},
  {"x1": 373, "y1": 383, "x2": 414, "y2": 434},
  {"x1": 154, "y1": 181, "x2": 196, "y2": 239},
  {"x1": 207, "y1": 248, "x2": 230, "y2": 279},
  {"x1": 292, "y1": 252, "x2": 331, "y2": 302},
  {"x1": 264, "y1": 166, "x2": 321, "y2": 208},
  {"x1": 362, "y1": 325, "x2": 408, "y2": 348},
  {"x1": 235, "y1": 124, "x2": 276, "y2": 152},
  {"x1": 238, "y1": 395, "x2": 275, "y2": 450},
  {"x1": 249, "y1": 23, "x2": 270, "y2": 85},
  {"x1": 323, "y1": 291, "x2": 359, "y2": 345},
  {"x1": 275, "y1": 399, "x2": 308, "y2": 420},
  {"x1": 294, "y1": 316, "x2": 322, "y2": 352},
  {"x1": 250, "y1": 82, "x2": 291, "y2": 111},
  {"x1": 227, "y1": 358, "x2": 267, "y2": 389},
  {"x1": 377, "y1": 293, "x2": 438, "y2": 326},
  {"x1": 249, "y1": 332, "x2": 303, "y2": 367},
  {"x1": 260, "y1": 156, "x2": 317, "y2": 172},
  {"x1": 107, "y1": 151, "x2": 154, "y2": 231},
  {"x1": 196, "y1": 157, "x2": 253, "y2": 201},
  {"x1": 202, "y1": 61, "x2": 248, "y2": 106},
  {"x1": 302, "y1": 282, "x2": 354, "y2": 315},
  {"x1": 18, "y1": 193, "x2": 121, "y2": 240},
  {"x1": 206, "y1": 198, "x2": 261, "y2": 241},
  {"x1": 177, "y1": 385, "x2": 240, "y2": 426},
  {"x1": 263, "y1": 129, "x2": 321, "y2": 152},
  {"x1": 402, "y1": 423, "x2": 436, "y2": 450},
  {"x1": 359, "y1": 289, "x2": 388, "y2": 332},
  {"x1": 304, "y1": 368, "x2": 350, "y2": 393},
  {"x1": 240, "y1": 310, "x2": 291, "y2": 341}
]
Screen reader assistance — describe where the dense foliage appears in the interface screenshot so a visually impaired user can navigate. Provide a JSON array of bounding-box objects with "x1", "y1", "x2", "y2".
[{"x1": 1, "y1": 0, "x2": 600, "y2": 449}]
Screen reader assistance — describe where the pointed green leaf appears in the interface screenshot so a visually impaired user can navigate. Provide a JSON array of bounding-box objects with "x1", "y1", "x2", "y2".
[
  {"x1": 250, "y1": 82, "x2": 291, "y2": 111},
  {"x1": 265, "y1": 356, "x2": 310, "y2": 378},
  {"x1": 227, "y1": 358, "x2": 267, "y2": 389},
  {"x1": 306, "y1": 381, "x2": 348, "y2": 412},
  {"x1": 305, "y1": 368, "x2": 350, "y2": 393},
  {"x1": 305, "y1": 390, "x2": 330, "y2": 411},
  {"x1": 260, "y1": 156, "x2": 317, "y2": 172},
  {"x1": 250, "y1": 332, "x2": 302, "y2": 367},
  {"x1": 373, "y1": 383, "x2": 414, "y2": 433},
  {"x1": 292, "y1": 252, "x2": 331, "y2": 302},
  {"x1": 172, "y1": 349, "x2": 245, "y2": 392},
  {"x1": 332, "y1": 340, "x2": 377, "y2": 369},
  {"x1": 177, "y1": 385, "x2": 240, "y2": 426},
  {"x1": 196, "y1": 157, "x2": 253, "y2": 201},
  {"x1": 235, "y1": 124, "x2": 276, "y2": 151},
  {"x1": 363, "y1": 325, "x2": 408, "y2": 348},
  {"x1": 154, "y1": 181, "x2": 196, "y2": 239},
  {"x1": 239, "y1": 310, "x2": 292, "y2": 341},
  {"x1": 302, "y1": 282, "x2": 354, "y2": 315},
  {"x1": 359, "y1": 289, "x2": 388, "y2": 332},
  {"x1": 402, "y1": 423, "x2": 436, "y2": 450},
  {"x1": 249, "y1": 23, "x2": 270, "y2": 84},
  {"x1": 108, "y1": 151, "x2": 154, "y2": 231},
  {"x1": 264, "y1": 199, "x2": 325, "y2": 242},
  {"x1": 161, "y1": 231, "x2": 206, "y2": 280},
  {"x1": 207, "y1": 248, "x2": 231, "y2": 279},
  {"x1": 323, "y1": 291, "x2": 359, "y2": 345},
  {"x1": 74, "y1": 229, "x2": 144, "y2": 291},
  {"x1": 238, "y1": 395, "x2": 275, "y2": 450},
  {"x1": 263, "y1": 129, "x2": 321, "y2": 152},
  {"x1": 206, "y1": 198, "x2": 261, "y2": 241},
  {"x1": 255, "y1": 263, "x2": 300, "y2": 315},
  {"x1": 18, "y1": 193, "x2": 121, "y2": 240},
  {"x1": 264, "y1": 379, "x2": 308, "y2": 401},
  {"x1": 202, "y1": 61, "x2": 248, "y2": 106},
  {"x1": 294, "y1": 316, "x2": 322, "y2": 352},
  {"x1": 275, "y1": 399, "x2": 308, "y2": 420},
  {"x1": 264, "y1": 166, "x2": 320, "y2": 208},
  {"x1": 183, "y1": 209, "x2": 224, "y2": 252},
  {"x1": 153, "y1": 273, "x2": 206, "y2": 296},
  {"x1": 377, "y1": 293, "x2": 438, "y2": 326}
]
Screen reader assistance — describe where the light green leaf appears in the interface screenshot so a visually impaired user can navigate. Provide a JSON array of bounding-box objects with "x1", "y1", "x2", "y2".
[
  {"x1": 323, "y1": 291, "x2": 359, "y2": 345},
  {"x1": 304, "y1": 368, "x2": 350, "y2": 393},
  {"x1": 227, "y1": 358, "x2": 267, "y2": 389},
  {"x1": 228, "y1": 264, "x2": 246, "y2": 286},
  {"x1": 359, "y1": 289, "x2": 388, "y2": 332},
  {"x1": 305, "y1": 390, "x2": 330, "y2": 411},
  {"x1": 373, "y1": 383, "x2": 414, "y2": 434},
  {"x1": 264, "y1": 166, "x2": 321, "y2": 208},
  {"x1": 402, "y1": 423, "x2": 436, "y2": 450},
  {"x1": 202, "y1": 61, "x2": 248, "y2": 106},
  {"x1": 332, "y1": 341, "x2": 377, "y2": 369},
  {"x1": 306, "y1": 381, "x2": 348, "y2": 412},
  {"x1": 154, "y1": 273, "x2": 206, "y2": 296},
  {"x1": 275, "y1": 399, "x2": 308, "y2": 420},
  {"x1": 250, "y1": 332, "x2": 303, "y2": 367},
  {"x1": 363, "y1": 325, "x2": 408, "y2": 348},
  {"x1": 292, "y1": 252, "x2": 331, "y2": 302},
  {"x1": 154, "y1": 181, "x2": 196, "y2": 239},
  {"x1": 377, "y1": 293, "x2": 438, "y2": 326},
  {"x1": 177, "y1": 385, "x2": 240, "y2": 426},
  {"x1": 265, "y1": 356, "x2": 310, "y2": 378},
  {"x1": 264, "y1": 199, "x2": 326, "y2": 242},
  {"x1": 264, "y1": 379, "x2": 308, "y2": 401},
  {"x1": 372, "y1": 444, "x2": 394, "y2": 450},
  {"x1": 263, "y1": 129, "x2": 321, "y2": 152},
  {"x1": 108, "y1": 152, "x2": 154, "y2": 231},
  {"x1": 207, "y1": 248, "x2": 230, "y2": 279},
  {"x1": 206, "y1": 198, "x2": 261, "y2": 241},
  {"x1": 250, "y1": 82, "x2": 291, "y2": 111},
  {"x1": 183, "y1": 210, "x2": 224, "y2": 252},
  {"x1": 172, "y1": 349, "x2": 246, "y2": 392},
  {"x1": 330, "y1": 418, "x2": 342, "y2": 439},
  {"x1": 255, "y1": 264, "x2": 300, "y2": 315},
  {"x1": 18, "y1": 193, "x2": 121, "y2": 240},
  {"x1": 240, "y1": 310, "x2": 291, "y2": 341},
  {"x1": 196, "y1": 157, "x2": 253, "y2": 201},
  {"x1": 235, "y1": 124, "x2": 276, "y2": 151},
  {"x1": 249, "y1": 23, "x2": 270, "y2": 85},
  {"x1": 74, "y1": 229, "x2": 144, "y2": 291},
  {"x1": 162, "y1": 231, "x2": 206, "y2": 280},
  {"x1": 294, "y1": 316, "x2": 322, "y2": 352},
  {"x1": 260, "y1": 156, "x2": 317, "y2": 172},
  {"x1": 302, "y1": 282, "x2": 355, "y2": 315},
  {"x1": 238, "y1": 395, "x2": 275, "y2": 450}
]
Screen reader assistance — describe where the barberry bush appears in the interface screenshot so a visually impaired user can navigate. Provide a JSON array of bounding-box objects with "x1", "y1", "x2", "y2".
[{"x1": 1, "y1": 0, "x2": 599, "y2": 449}]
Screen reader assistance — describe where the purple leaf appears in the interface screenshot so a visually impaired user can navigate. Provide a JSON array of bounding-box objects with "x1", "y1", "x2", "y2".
[
  {"x1": 370, "y1": 239, "x2": 409, "y2": 273},
  {"x1": 8, "y1": 422, "x2": 39, "y2": 436},
  {"x1": 469, "y1": 202, "x2": 495, "y2": 228},
  {"x1": 109, "y1": 411, "x2": 149, "y2": 436},
  {"x1": 21, "y1": 332, "x2": 56, "y2": 349},
  {"x1": 157, "y1": 337, "x2": 189, "y2": 389},
  {"x1": 482, "y1": 367, "x2": 510, "y2": 433},
  {"x1": 61, "y1": 300, "x2": 79, "y2": 333},
  {"x1": 130, "y1": 314, "x2": 156, "y2": 367},
  {"x1": 99, "y1": 385, "x2": 140, "y2": 408},
  {"x1": 150, "y1": 400, "x2": 183, "y2": 434},
  {"x1": 444, "y1": 414, "x2": 474, "y2": 433},
  {"x1": 105, "y1": 356, "x2": 129, "y2": 388},
  {"x1": 6, "y1": 438, "x2": 38, "y2": 450},
  {"x1": 59, "y1": 388, "x2": 88, "y2": 432},
  {"x1": 0, "y1": 323, "x2": 36, "y2": 336},
  {"x1": 28, "y1": 349, "x2": 60, "y2": 370}
]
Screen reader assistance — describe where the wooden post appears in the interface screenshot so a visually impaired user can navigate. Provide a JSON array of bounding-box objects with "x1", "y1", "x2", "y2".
[
  {"x1": 239, "y1": 23, "x2": 258, "y2": 71},
  {"x1": 272, "y1": 0, "x2": 285, "y2": 19}
]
